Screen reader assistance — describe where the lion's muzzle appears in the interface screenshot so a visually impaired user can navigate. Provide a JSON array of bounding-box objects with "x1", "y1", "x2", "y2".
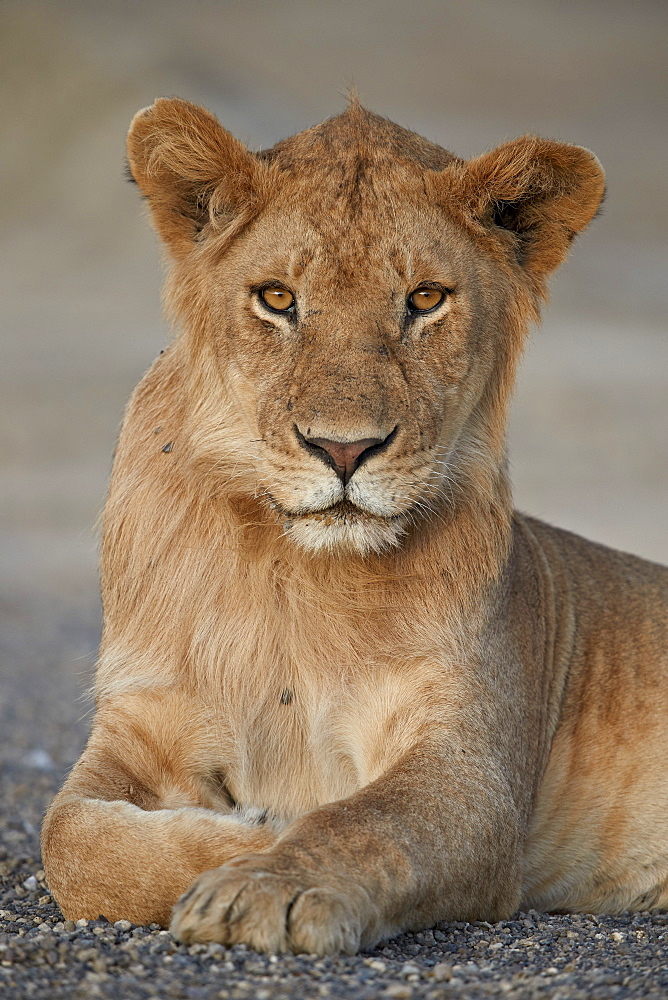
[{"x1": 296, "y1": 426, "x2": 397, "y2": 486}]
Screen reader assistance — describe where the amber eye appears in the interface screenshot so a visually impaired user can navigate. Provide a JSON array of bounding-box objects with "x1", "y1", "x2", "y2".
[
  {"x1": 408, "y1": 287, "x2": 445, "y2": 313},
  {"x1": 259, "y1": 286, "x2": 295, "y2": 313}
]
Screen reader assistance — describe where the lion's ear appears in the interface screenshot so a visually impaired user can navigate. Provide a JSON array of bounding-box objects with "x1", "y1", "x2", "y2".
[
  {"x1": 458, "y1": 136, "x2": 605, "y2": 277},
  {"x1": 127, "y1": 98, "x2": 265, "y2": 257}
]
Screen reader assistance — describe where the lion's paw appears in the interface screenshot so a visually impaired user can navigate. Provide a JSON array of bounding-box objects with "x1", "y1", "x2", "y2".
[{"x1": 169, "y1": 856, "x2": 361, "y2": 955}]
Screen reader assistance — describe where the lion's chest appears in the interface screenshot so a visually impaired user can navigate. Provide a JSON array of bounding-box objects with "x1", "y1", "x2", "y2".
[
  {"x1": 222, "y1": 689, "x2": 359, "y2": 818},
  {"x1": 203, "y1": 560, "x2": 456, "y2": 821},
  {"x1": 216, "y1": 652, "x2": 450, "y2": 822}
]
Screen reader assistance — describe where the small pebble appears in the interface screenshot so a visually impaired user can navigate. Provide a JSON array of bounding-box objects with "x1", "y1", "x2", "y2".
[
  {"x1": 385, "y1": 985, "x2": 413, "y2": 999},
  {"x1": 431, "y1": 962, "x2": 452, "y2": 981}
]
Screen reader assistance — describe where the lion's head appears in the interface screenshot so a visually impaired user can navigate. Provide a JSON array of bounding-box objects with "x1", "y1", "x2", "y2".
[{"x1": 127, "y1": 98, "x2": 604, "y2": 555}]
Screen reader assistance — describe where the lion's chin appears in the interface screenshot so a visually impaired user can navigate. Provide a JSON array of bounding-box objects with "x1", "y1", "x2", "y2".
[{"x1": 281, "y1": 504, "x2": 407, "y2": 556}]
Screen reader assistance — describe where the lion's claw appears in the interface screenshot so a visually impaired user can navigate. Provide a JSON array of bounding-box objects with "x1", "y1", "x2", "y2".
[{"x1": 170, "y1": 859, "x2": 361, "y2": 956}]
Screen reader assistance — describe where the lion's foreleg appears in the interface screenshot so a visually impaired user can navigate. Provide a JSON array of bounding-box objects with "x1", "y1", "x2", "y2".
[
  {"x1": 41, "y1": 692, "x2": 279, "y2": 926},
  {"x1": 170, "y1": 739, "x2": 524, "y2": 954},
  {"x1": 42, "y1": 789, "x2": 277, "y2": 926}
]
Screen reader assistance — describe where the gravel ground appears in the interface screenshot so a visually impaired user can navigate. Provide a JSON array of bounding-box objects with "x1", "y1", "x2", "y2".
[{"x1": 1, "y1": 758, "x2": 667, "y2": 1000}]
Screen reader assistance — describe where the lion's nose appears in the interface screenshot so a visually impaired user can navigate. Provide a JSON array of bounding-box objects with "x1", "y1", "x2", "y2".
[{"x1": 298, "y1": 429, "x2": 396, "y2": 485}]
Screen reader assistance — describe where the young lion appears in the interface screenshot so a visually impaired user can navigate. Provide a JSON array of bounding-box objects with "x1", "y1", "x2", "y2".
[{"x1": 42, "y1": 98, "x2": 668, "y2": 956}]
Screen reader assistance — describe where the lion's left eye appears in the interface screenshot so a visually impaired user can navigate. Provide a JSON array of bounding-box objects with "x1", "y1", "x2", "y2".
[
  {"x1": 407, "y1": 287, "x2": 446, "y2": 313},
  {"x1": 259, "y1": 286, "x2": 295, "y2": 313}
]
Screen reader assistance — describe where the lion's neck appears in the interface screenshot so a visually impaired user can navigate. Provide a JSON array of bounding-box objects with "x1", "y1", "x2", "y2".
[{"x1": 226, "y1": 467, "x2": 513, "y2": 620}]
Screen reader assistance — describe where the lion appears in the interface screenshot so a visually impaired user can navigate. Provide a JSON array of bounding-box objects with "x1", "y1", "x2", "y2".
[{"x1": 41, "y1": 97, "x2": 668, "y2": 956}]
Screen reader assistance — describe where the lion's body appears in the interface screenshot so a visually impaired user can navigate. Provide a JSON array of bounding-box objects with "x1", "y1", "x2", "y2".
[
  {"x1": 42, "y1": 99, "x2": 667, "y2": 953},
  {"x1": 518, "y1": 518, "x2": 668, "y2": 913}
]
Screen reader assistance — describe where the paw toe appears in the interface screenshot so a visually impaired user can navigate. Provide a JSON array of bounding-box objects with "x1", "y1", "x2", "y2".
[{"x1": 287, "y1": 886, "x2": 361, "y2": 955}]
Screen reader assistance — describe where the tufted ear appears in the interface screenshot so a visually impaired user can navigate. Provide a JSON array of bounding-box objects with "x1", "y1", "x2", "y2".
[
  {"x1": 126, "y1": 98, "x2": 267, "y2": 257},
  {"x1": 456, "y1": 136, "x2": 605, "y2": 278}
]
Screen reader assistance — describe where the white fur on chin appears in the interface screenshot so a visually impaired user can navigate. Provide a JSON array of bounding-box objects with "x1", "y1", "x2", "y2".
[{"x1": 283, "y1": 513, "x2": 407, "y2": 555}]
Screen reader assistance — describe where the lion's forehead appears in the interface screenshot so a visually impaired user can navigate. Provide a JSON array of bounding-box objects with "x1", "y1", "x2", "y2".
[{"x1": 230, "y1": 204, "x2": 469, "y2": 294}]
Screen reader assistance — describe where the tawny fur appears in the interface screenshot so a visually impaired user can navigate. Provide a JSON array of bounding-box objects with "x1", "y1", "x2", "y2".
[{"x1": 42, "y1": 98, "x2": 667, "y2": 954}]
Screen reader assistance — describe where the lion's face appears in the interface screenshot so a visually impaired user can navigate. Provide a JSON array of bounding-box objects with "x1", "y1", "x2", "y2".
[
  {"x1": 204, "y1": 196, "x2": 507, "y2": 555},
  {"x1": 127, "y1": 99, "x2": 605, "y2": 555}
]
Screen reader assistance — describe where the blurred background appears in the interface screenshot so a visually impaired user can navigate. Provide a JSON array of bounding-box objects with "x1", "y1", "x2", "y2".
[{"x1": 1, "y1": 0, "x2": 666, "y2": 775}]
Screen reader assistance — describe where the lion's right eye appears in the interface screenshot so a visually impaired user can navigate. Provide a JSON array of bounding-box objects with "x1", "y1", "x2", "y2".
[
  {"x1": 407, "y1": 287, "x2": 446, "y2": 313},
  {"x1": 259, "y1": 286, "x2": 295, "y2": 313}
]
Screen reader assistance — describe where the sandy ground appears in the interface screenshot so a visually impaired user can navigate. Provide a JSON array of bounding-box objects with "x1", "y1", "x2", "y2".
[{"x1": 1, "y1": 1, "x2": 666, "y2": 996}]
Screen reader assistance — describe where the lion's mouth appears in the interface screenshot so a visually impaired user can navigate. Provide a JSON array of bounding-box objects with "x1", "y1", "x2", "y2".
[
  {"x1": 266, "y1": 497, "x2": 403, "y2": 525},
  {"x1": 264, "y1": 494, "x2": 412, "y2": 555}
]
